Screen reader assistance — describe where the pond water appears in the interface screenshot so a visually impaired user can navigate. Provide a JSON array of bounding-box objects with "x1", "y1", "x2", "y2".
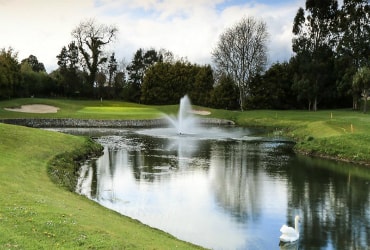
[{"x1": 58, "y1": 127, "x2": 370, "y2": 249}]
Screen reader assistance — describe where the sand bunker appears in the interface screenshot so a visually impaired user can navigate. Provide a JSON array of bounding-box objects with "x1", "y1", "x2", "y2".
[
  {"x1": 191, "y1": 110, "x2": 211, "y2": 115},
  {"x1": 5, "y1": 104, "x2": 59, "y2": 114}
]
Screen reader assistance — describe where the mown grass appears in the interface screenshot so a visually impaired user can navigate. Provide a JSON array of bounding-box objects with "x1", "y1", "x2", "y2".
[
  {"x1": 0, "y1": 98, "x2": 369, "y2": 248},
  {"x1": 0, "y1": 123, "x2": 203, "y2": 249},
  {"x1": 0, "y1": 98, "x2": 165, "y2": 119},
  {"x1": 1, "y1": 98, "x2": 369, "y2": 165},
  {"x1": 209, "y1": 109, "x2": 370, "y2": 164}
]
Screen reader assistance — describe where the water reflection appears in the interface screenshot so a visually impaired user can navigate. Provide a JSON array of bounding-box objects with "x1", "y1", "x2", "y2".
[
  {"x1": 285, "y1": 156, "x2": 370, "y2": 249},
  {"x1": 71, "y1": 128, "x2": 370, "y2": 250}
]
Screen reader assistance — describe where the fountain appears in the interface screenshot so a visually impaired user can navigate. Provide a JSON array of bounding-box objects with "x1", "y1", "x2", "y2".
[
  {"x1": 137, "y1": 95, "x2": 257, "y2": 141},
  {"x1": 164, "y1": 95, "x2": 199, "y2": 135}
]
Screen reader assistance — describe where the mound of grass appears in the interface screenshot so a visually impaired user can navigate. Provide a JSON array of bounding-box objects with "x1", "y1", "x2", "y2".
[
  {"x1": 225, "y1": 109, "x2": 370, "y2": 164},
  {"x1": 0, "y1": 123, "x2": 203, "y2": 249},
  {"x1": 48, "y1": 137, "x2": 103, "y2": 192}
]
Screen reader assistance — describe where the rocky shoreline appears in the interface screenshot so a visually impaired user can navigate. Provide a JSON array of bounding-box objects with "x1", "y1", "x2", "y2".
[{"x1": 0, "y1": 117, "x2": 235, "y2": 128}]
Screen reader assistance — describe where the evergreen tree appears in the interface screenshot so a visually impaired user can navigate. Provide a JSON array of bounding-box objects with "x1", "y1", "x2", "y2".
[
  {"x1": 190, "y1": 65, "x2": 214, "y2": 106},
  {"x1": 337, "y1": 0, "x2": 370, "y2": 109},
  {"x1": 56, "y1": 41, "x2": 81, "y2": 97},
  {"x1": 292, "y1": 0, "x2": 339, "y2": 111},
  {"x1": 21, "y1": 55, "x2": 46, "y2": 72},
  {"x1": 0, "y1": 48, "x2": 22, "y2": 99},
  {"x1": 210, "y1": 74, "x2": 239, "y2": 110},
  {"x1": 107, "y1": 53, "x2": 118, "y2": 87},
  {"x1": 141, "y1": 61, "x2": 213, "y2": 105},
  {"x1": 126, "y1": 48, "x2": 162, "y2": 102}
]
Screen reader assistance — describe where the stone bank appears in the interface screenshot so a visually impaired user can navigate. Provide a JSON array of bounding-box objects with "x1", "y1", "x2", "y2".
[{"x1": 0, "y1": 118, "x2": 234, "y2": 128}]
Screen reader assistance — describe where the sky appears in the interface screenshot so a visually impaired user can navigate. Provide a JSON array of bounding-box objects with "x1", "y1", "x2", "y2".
[{"x1": 0, "y1": 0, "x2": 305, "y2": 72}]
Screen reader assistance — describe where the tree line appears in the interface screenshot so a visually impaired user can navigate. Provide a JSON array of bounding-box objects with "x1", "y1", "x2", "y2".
[{"x1": 0, "y1": 0, "x2": 369, "y2": 112}]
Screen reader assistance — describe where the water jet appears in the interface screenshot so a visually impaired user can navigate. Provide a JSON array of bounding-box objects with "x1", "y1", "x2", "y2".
[{"x1": 164, "y1": 95, "x2": 199, "y2": 135}]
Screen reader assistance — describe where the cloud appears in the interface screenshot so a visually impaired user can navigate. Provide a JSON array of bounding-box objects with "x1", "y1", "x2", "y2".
[
  {"x1": 0, "y1": 0, "x2": 303, "y2": 72},
  {"x1": 0, "y1": 0, "x2": 98, "y2": 70},
  {"x1": 97, "y1": 0, "x2": 301, "y2": 67}
]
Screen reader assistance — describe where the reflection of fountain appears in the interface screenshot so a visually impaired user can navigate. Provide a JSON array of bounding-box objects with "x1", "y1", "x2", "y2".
[{"x1": 164, "y1": 95, "x2": 200, "y2": 135}]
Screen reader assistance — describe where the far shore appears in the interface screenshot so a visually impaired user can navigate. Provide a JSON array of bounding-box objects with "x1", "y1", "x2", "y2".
[{"x1": 0, "y1": 98, "x2": 369, "y2": 167}]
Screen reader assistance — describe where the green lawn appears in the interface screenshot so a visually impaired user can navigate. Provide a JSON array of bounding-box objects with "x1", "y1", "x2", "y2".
[
  {"x1": 211, "y1": 109, "x2": 370, "y2": 164},
  {"x1": 0, "y1": 98, "x2": 369, "y2": 248},
  {"x1": 1, "y1": 98, "x2": 369, "y2": 164},
  {"x1": 0, "y1": 98, "x2": 166, "y2": 119},
  {"x1": 0, "y1": 123, "x2": 203, "y2": 249}
]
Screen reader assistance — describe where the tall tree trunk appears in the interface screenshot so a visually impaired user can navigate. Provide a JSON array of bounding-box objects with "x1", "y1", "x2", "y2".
[
  {"x1": 353, "y1": 96, "x2": 358, "y2": 110},
  {"x1": 238, "y1": 82, "x2": 245, "y2": 111},
  {"x1": 363, "y1": 90, "x2": 368, "y2": 113},
  {"x1": 313, "y1": 97, "x2": 318, "y2": 111}
]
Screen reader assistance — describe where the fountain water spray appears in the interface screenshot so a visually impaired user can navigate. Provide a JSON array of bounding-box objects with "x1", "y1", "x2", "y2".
[
  {"x1": 165, "y1": 95, "x2": 199, "y2": 135},
  {"x1": 139, "y1": 95, "x2": 250, "y2": 140}
]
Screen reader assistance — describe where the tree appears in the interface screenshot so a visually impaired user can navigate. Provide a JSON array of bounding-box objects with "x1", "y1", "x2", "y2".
[
  {"x1": 126, "y1": 48, "x2": 163, "y2": 102},
  {"x1": 67, "y1": 41, "x2": 80, "y2": 71},
  {"x1": 210, "y1": 74, "x2": 239, "y2": 110},
  {"x1": 72, "y1": 18, "x2": 118, "y2": 96},
  {"x1": 21, "y1": 66, "x2": 55, "y2": 97},
  {"x1": 113, "y1": 71, "x2": 126, "y2": 99},
  {"x1": 19, "y1": 54, "x2": 56, "y2": 97},
  {"x1": 338, "y1": 0, "x2": 369, "y2": 68},
  {"x1": 95, "y1": 71, "x2": 106, "y2": 96},
  {"x1": 190, "y1": 65, "x2": 214, "y2": 106},
  {"x1": 21, "y1": 55, "x2": 46, "y2": 72},
  {"x1": 107, "y1": 53, "x2": 118, "y2": 87},
  {"x1": 336, "y1": 0, "x2": 370, "y2": 109},
  {"x1": 212, "y1": 16, "x2": 268, "y2": 111},
  {"x1": 353, "y1": 66, "x2": 370, "y2": 113},
  {"x1": 57, "y1": 46, "x2": 68, "y2": 71},
  {"x1": 0, "y1": 48, "x2": 22, "y2": 99},
  {"x1": 247, "y1": 62, "x2": 296, "y2": 109},
  {"x1": 292, "y1": 1, "x2": 339, "y2": 111},
  {"x1": 141, "y1": 61, "x2": 210, "y2": 105},
  {"x1": 56, "y1": 41, "x2": 81, "y2": 97}
]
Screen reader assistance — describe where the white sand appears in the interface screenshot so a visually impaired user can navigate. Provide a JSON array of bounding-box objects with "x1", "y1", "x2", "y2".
[
  {"x1": 4, "y1": 104, "x2": 59, "y2": 114},
  {"x1": 191, "y1": 110, "x2": 211, "y2": 115}
]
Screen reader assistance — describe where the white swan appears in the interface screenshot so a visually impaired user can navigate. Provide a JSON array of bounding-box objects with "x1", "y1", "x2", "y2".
[{"x1": 279, "y1": 215, "x2": 300, "y2": 242}]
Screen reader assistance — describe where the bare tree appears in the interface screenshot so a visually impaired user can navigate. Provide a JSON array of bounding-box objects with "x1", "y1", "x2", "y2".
[
  {"x1": 72, "y1": 18, "x2": 118, "y2": 93},
  {"x1": 212, "y1": 16, "x2": 268, "y2": 110}
]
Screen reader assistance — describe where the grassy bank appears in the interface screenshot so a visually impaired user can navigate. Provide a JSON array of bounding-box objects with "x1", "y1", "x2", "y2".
[
  {"x1": 0, "y1": 98, "x2": 369, "y2": 165},
  {"x1": 210, "y1": 109, "x2": 370, "y2": 165},
  {"x1": 0, "y1": 98, "x2": 369, "y2": 248},
  {"x1": 0, "y1": 123, "x2": 203, "y2": 249}
]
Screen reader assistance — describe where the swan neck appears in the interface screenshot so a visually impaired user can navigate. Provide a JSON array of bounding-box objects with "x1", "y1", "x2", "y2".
[{"x1": 295, "y1": 218, "x2": 299, "y2": 233}]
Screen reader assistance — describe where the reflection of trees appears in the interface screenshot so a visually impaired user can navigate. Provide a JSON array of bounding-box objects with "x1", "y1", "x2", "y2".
[
  {"x1": 84, "y1": 147, "x2": 119, "y2": 202},
  {"x1": 78, "y1": 133, "x2": 370, "y2": 249},
  {"x1": 286, "y1": 156, "x2": 370, "y2": 249},
  {"x1": 209, "y1": 141, "x2": 261, "y2": 221},
  {"x1": 209, "y1": 140, "x2": 295, "y2": 221},
  {"x1": 77, "y1": 134, "x2": 213, "y2": 197},
  {"x1": 77, "y1": 147, "x2": 133, "y2": 203}
]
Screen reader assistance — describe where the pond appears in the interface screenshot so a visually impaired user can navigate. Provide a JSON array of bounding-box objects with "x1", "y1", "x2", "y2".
[{"x1": 58, "y1": 127, "x2": 370, "y2": 249}]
